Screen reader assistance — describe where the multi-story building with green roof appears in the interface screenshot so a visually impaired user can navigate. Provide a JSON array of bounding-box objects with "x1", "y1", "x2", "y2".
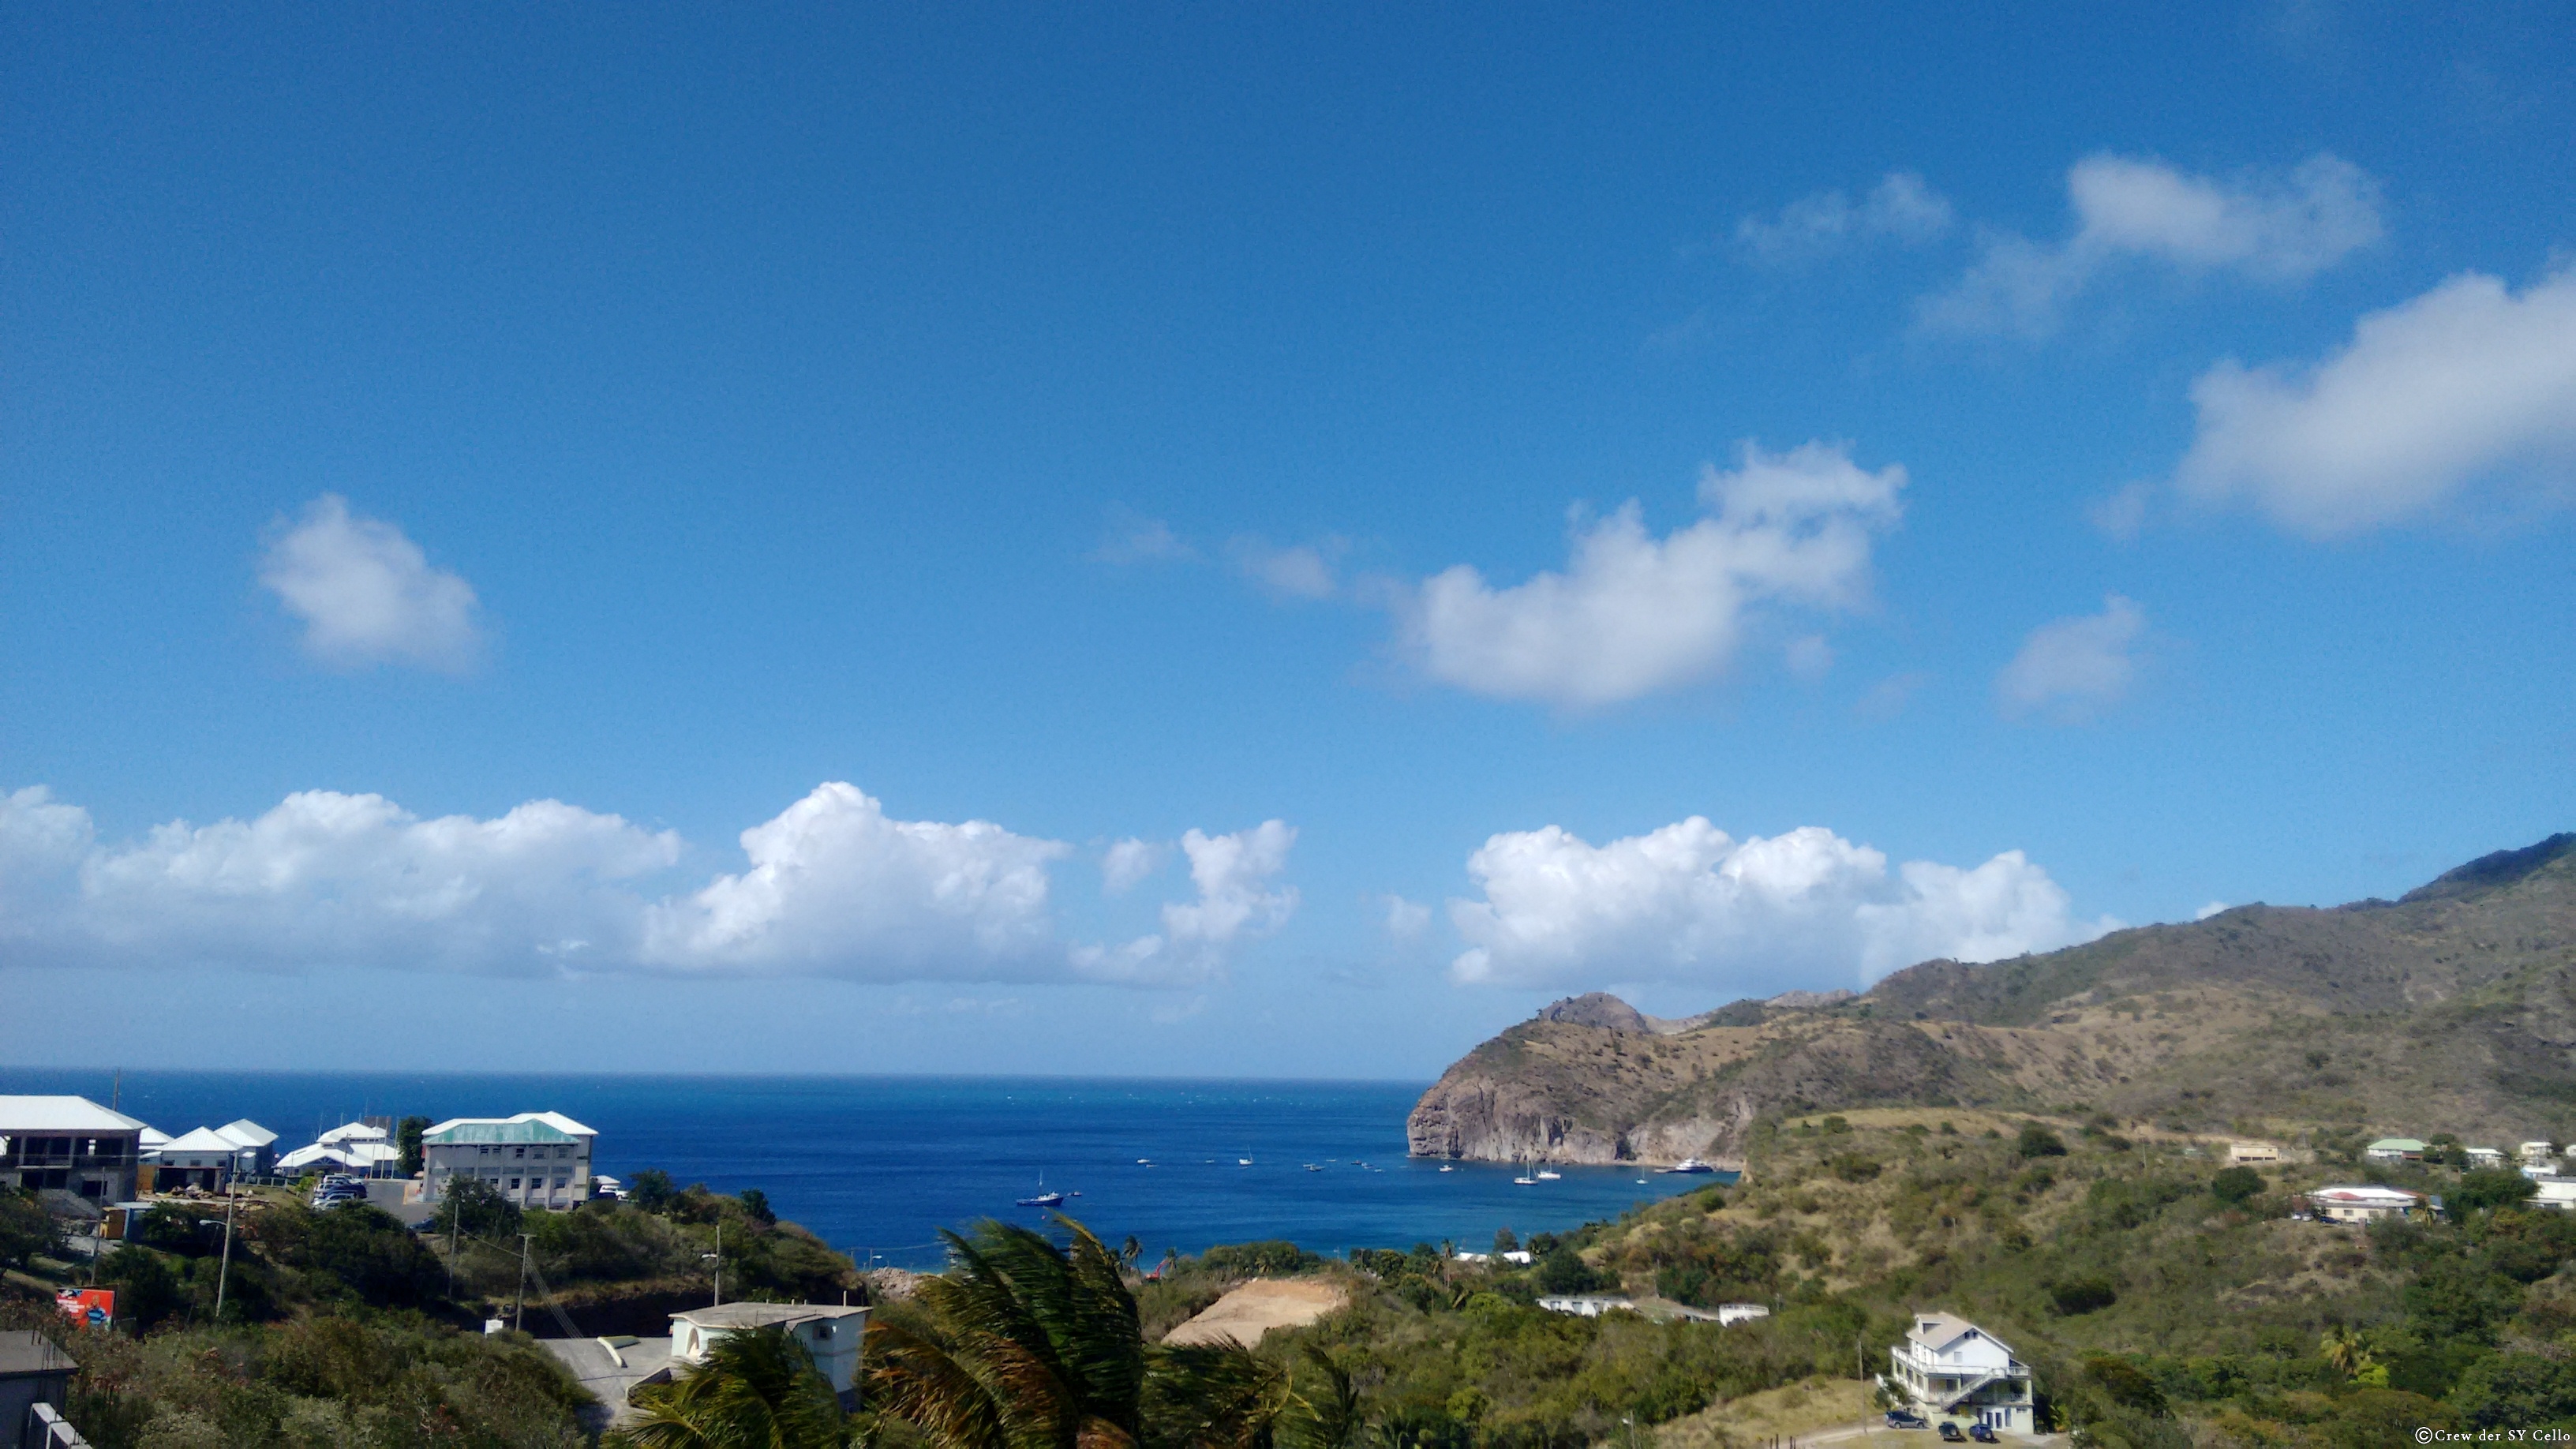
[{"x1": 421, "y1": 1111, "x2": 597, "y2": 1209}]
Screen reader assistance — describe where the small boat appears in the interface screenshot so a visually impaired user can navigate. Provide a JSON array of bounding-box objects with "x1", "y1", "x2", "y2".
[
  {"x1": 1237, "y1": 1158, "x2": 1254, "y2": 1166},
  {"x1": 1304, "y1": 1163, "x2": 1321, "y2": 1171},
  {"x1": 1438, "y1": 1165, "x2": 1454, "y2": 1173},
  {"x1": 1136, "y1": 1159, "x2": 1152, "y2": 1166},
  {"x1": 1534, "y1": 1170, "x2": 1563, "y2": 1181},
  {"x1": 1017, "y1": 1191, "x2": 1065, "y2": 1208},
  {"x1": 1664, "y1": 1158, "x2": 1716, "y2": 1174},
  {"x1": 1513, "y1": 1175, "x2": 1538, "y2": 1185}
]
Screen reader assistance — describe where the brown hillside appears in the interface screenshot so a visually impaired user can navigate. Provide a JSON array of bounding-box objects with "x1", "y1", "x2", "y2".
[{"x1": 1407, "y1": 834, "x2": 2576, "y2": 1166}]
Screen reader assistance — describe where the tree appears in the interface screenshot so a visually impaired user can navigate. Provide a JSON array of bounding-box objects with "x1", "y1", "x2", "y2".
[
  {"x1": 99, "y1": 1245, "x2": 183, "y2": 1333},
  {"x1": 631, "y1": 1169, "x2": 679, "y2": 1214},
  {"x1": 868, "y1": 1215, "x2": 1289, "y2": 1449},
  {"x1": 432, "y1": 1176, "x2": 523, "y2": 1239},
  {"x1": 739, "y1": 1189, "x2": 777, "y2": 1226},
  {"x1": 0, "y1": 1189, "x2": 62, "y2": 1268},
  {"x1": 1492, "y1": 1227, "x2": 1518, "y2": 1254},
  {"x1": 611, "y1": 1326, "x2": 848, "y2": 1449},
  {"x1": 2209, "y1": 1167, "x2": 2264, "y2": 1205},
  {"x1": 397, "y1": 1116, "x2": 431, "y2": 1177},
  {"x1": 2016, "y1": 1124, "x2": 2068, "y2": 1159},
  {"x1": 2450, "y1": 1168, "x2": 2539, "y2": 1219}
]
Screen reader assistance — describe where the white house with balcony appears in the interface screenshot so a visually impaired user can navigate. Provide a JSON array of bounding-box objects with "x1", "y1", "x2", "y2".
[
  {"x1": 668, "y1": 1303, "x2": 870, "y2": 1409},
  {"x1": 421, "y1": 1112, "x2": 595, "y2": 1209},
  {"x1": 1885, "y1": 1313, "x2": 2035, "y2": 1436}
]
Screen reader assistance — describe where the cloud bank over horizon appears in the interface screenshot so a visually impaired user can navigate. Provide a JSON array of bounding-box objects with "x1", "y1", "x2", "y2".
[
  {"x1": 0, "y1": 782, "x2": 1294, "y2": 989},
  {"x1": 1445, "y1": 818, "x2": 2113, "y2": 995}
]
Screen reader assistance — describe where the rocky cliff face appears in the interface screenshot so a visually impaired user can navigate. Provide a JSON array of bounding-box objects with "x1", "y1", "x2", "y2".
[{"x1": 1408, "y1": 835, "x2": 2576, "y2": 1166}]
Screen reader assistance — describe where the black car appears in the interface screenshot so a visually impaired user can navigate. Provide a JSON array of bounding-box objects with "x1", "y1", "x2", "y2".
[
  {"x1": 1938, "y1": 1424, "x2": 1967, "y2": 1442},
  {"x1": 1885, "y1": 1410, "x2": 1929, "y2": 1429},
  {"x1": 1969, "y1": 1425, "x2": 2000, "y2": 1443}
]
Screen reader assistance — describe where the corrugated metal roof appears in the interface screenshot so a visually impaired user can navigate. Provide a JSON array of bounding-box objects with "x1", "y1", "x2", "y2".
[
  {"x1": 216, "y1": 1120, "x2": 277, "y2": 1148},
  {"x1": 0, "y1": 1095, "x2": 148, "y2": 1133},
  {"x1": 422, "y1": 1110, "x2": 595, "y2": 1145},
  {"x1": 163, "y1": 1127, "x2": 241, "y2": 1152}
]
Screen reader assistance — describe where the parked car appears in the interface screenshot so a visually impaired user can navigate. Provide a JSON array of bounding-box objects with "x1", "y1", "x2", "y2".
[
  {"x1": 1885, "y1": 1410, "x2": 1929, "y2": 1429},
  {"x1": 1938, "y1": 1424, "x2": 1967, "y2": 1442},
  {"x1": 1968, "y1": 1425, "x2": 2000, "y2": 1443}
]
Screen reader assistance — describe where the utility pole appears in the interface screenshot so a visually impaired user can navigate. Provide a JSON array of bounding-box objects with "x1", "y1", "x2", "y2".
[
  {"x1": 446, "y1": 1192, "x2": 459, "y2": 1296},
  {"x1": 514, "y1": 1233, "x2": 532, "y2": 1334},
  {"x1": 213, "y1": 1187, "x2": 237, "y2": 1324},
  {"x1": 713, "y1": 1220, "x2": 723, "y2": 1306}
]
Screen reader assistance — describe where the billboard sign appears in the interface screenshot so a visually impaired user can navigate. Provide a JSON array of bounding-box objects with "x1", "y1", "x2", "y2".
[{"x1": 57, "y1": 1287, "x2": 114, "y2": 1330}]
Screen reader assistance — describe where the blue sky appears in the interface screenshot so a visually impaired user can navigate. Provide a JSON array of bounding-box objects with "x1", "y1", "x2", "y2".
[{"x1": 5, "y1": 4, "x2": 2572, "y2": 1077}]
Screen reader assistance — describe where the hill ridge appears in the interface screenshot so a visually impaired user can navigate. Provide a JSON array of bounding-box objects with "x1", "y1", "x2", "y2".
[{"x1": 1406, "y1": 833, "x2": 2576, "y2": 1167}]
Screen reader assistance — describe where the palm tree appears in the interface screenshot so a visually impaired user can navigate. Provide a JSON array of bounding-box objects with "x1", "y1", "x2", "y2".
[
  {"x1": 612, "y1": 1326, "x2": 849, "y2": 1449},
  {"x1": 867, "y1": 1215, "x2": 1292, "y2": 1449}
]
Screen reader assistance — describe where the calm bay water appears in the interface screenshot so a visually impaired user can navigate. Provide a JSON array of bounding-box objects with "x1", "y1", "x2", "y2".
[{"x1": 0, "y1": 1069, "x2": 1718, "y2": 1269}]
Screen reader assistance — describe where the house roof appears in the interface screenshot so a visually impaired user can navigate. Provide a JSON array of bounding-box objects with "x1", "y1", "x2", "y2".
[
  {"x1": 163, "y1": 1126, "x2": 245, "y2": 1153},
  {"x1": 2312, "y1": 1185, "x2": 2423, "y2": 1205},
  {"x1": 138, "y1": 1128, "x2": 171, "y2": 1148},
  {"x1": 421, "y1": 1111, "x2": 595, "y2": 1146},
  {"x1": 2367, "y1": 1139, "x2": 2427, "y2": 1151},
  {"x1": 1907, "y1": 1312, "x2": 2015, "y2": 1358},
  {"x1": 215, "y1": 1120, "x2": 277, "y2": 1148},
  {"x1": 0, "y1": 1095, "x2": 147, "y2": 1133},
  {"x1": 318, "y1": 1121, "x2": 388, "y2": 1144},
  {"x1": 672, "y1": 1303, "x2": 868, "y2": 1331},
  {"x1": 0, "y1": 1330, "x2": 78, "y2": 1379}
]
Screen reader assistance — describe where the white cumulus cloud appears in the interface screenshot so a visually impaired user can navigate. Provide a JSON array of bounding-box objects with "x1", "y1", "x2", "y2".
[
  {"x1": 1101, "y1": 838, "x2": 1164, "y2": 895},
  {"x1": 1922, "y1": 152, "x2": 2382, "y2": 336},
  {"x1": 1736, "y1": 171, "x2": 1956, "y2": 263},
  {"x1": 640, "y1": 784, "x2": 1070, "y2": 978},
  {"x1": 2174, "y1": 267, "x2": 2576, "y2": 535},
  {"x1": 1447, "y1": 819, "x2": 2110, "y2": 993},
  {"x1": 2, "y1": 783, "x2": 1292, "y2": 988},
  {"x1": 259, "y1": 495, "x2": 485, "y2": 672},
  {"x1": 1996, "y1": 595, "x2": 2148, "y2": 724},
  {"x1": 1395, "y1": 442, "x2": 1904, "y2": 707},
  {"x1": 1073, "y1": 821, "x2": 1299, "y2": 986}
]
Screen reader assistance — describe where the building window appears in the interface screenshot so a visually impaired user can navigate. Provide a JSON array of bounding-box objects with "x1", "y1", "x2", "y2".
[{"x1": 508, "y1": 1178, "x2": 521, "y2": 1190}]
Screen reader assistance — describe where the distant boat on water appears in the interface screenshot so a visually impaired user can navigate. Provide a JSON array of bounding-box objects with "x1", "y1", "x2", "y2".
[
  {"x1": 1534, "y1": 1170, "x2": 1563, "y2": 1181},
  {"x1": 1017, "y1": 1190, "x2": 1065, "y2": 1207},
  {"x1": 1238, "y1": 1157, "x2": 1254, "y2": 1166},
  {"x1": 1438, "y1": 1165, "x2": 1454, "y2": 1173},
  {"x1": 1513, "y1": 1175, "x2": 1538, "y2": 1185},
  {"x1": 1303, "y1": 1163, "x2": 1321, "y2": 1171},
  {"x1": 1664, "y1": 1159, "x2": 1716, "y2": 1174}
]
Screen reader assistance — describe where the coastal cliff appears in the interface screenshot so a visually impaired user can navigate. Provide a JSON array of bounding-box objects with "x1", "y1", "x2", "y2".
[{"x1": 1408, "y1": 833, "x2": 2576, "y2": 1166}]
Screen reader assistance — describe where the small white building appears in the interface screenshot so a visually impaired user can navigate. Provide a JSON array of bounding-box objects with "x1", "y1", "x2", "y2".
[
  {"x1": 213, "y1": 1121, "x2": 279, "y2": 1178},
  {"x1": 1885, "y1": 1313, "x2": 2035, "y2": 1436},
  {"x1": 2466, "y1": 1147, "x2": 2506, "y2": 1169},
  {"x1": 668, "y1": 1304, "x2": 870, "y2": 1408},
  {"x1": 155, "y1": 1128, "x2": 248, "y2": 1191},
  {"x1": 2522, "y1": 1142, "x2": 2559, "y2": 1166},
  {"x1": 2306, "y1": 1185, "x2": 2424, "y2": 1223},
  {"x1": 282, "y1": 1122, "x2": 402, "y2": 1178},
  {"x1": 2228, "y1": 1142, "x2": 2281, "y2": 1164},
  {"x1": 2532, "y1": 1181, "x2": 2576, "y2": 1212},
  {"x1": 1712, "y1": 1302, "x2": 1770, "y2": 1326},
  {"x1": 1536, "y1": 1294, "x2": 1637, "y2": 1317},
  {"x1": 421, "y1": 1112, "x2": 596, "y2": 1209}
]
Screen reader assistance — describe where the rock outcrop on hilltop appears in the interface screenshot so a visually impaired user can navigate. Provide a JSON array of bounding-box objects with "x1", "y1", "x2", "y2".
[{"x1": 1408, "y1": 834, "x2": 2576, "y2": 1167}]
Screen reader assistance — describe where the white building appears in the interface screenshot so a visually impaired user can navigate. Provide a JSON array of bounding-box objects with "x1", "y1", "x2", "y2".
[
  {"x1": 154, "y1": 1121, "x2": 279, "y2": 1189},
  {"x1": 2522, "y1": 1141, "x2": 2559, "y2": 1166},
  {"x1": 669, "y1": 1304, "x2": 870, "y2": 1408},
  {"x1": 1885, "y1": 1313, "x2": 2035, "y2": 1436},
  {"x1": 2466, "y1": 1147, "x2": 2506, "y2": 1169},
  {"x1": 1536, "y1": 1294, "x2": 1636, "y2": 1317},
  {"x1": 2228, "y1": 1142, "x2": 2281, "y2": 1164},
  {"x1": 0, "y1": 1097, "x2": 145, "y2": 1202},
  {"x1": 421, "y1": 1112, "x2": 596, "y2": 1209},
  {"x1": 1712, "y1": 1302, "x2": 1769, "y2": 1325},
  {"x1": 281, "y1": 1121, "x2": 402, "y2": 1179},
  {"x1": 2305, "y1": 1185, "x2": 2424, "y2": 1223}
]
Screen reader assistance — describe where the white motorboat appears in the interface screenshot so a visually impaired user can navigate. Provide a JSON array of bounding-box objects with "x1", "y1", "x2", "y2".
[
  {"x1": 1664, "y1": 1158, "x2": 1717, "y2": 1174},
  {"x1": 1513, "y1": 1175, "x2": 1538, "y2": 1185},
  {"x1": 1534, "y1": 1170, "x2": 1563, "y2": 1181}
]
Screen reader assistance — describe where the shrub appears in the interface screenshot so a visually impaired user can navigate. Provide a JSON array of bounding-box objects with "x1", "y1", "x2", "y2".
[
  {"x1": 2050, "y1": 1277, "x2": 2119, "y2": 1316},
  {"x1": 2210, "y1": 1166, "x2": 2265, "y2": 1204},
  {"x1": 2018, "y1": 1124, "x2": 2069, "y2": 1158},
  {"x1": 1829, "y1": 1155, "x2": 1882, "y2": 1183},
  {"x1": 1200, "y1": 1240, "x2": 1318, "y2": 1277}
]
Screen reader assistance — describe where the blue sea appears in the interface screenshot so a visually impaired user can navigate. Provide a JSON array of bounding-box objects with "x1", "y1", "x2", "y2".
[{"x1": 0, "y1": 1070, "x2": 1720, "y2": 1269}]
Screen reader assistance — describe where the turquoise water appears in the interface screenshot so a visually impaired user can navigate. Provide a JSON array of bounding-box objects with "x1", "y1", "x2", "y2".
[{"x1": 0, "y1": 1069, "x2": 1722, "y2": 1268}]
